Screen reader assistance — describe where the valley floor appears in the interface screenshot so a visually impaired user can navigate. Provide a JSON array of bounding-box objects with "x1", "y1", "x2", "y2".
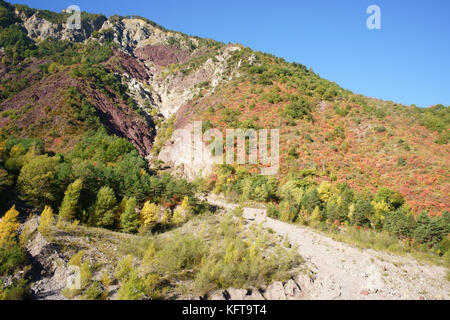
[{"x1": 207, "y1": 196, "x2": 449, "y2": 300}]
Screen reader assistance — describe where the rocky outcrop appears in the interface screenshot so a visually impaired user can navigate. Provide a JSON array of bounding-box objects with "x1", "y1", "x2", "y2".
[
  {"x1": 135, "y1": 44, "x2": 191, "y2": 67},
  {"x1": 99, "y1": 18, "x2": 195, "y2": 53},
  {"x1": 150, "y1": 45, "x2": 241, "y2": 118},
  {"x1": 23, "y1": 217, "x2": 68, "y2": 300},
  {"x1": 158, "y1": 122, "x2": 214, "y2": 180},
  {"x1": 208, "y1": 275, "x2": 314, "y2": 300},
  {"x1": 88, "y1": 88, "x2": 155, "y2": 157},
  {"x1": 21, "y1": 12, "x2": 106, "y2": 43}
]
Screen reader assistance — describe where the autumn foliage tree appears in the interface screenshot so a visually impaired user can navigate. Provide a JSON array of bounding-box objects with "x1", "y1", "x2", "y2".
[
  {"x1": 0, "y1": 205, "x2": 20, "y2": 246},
  {"x1": 39, "y1": 206, "x2": 54, "y2": 237},
  {"x1": 93, "y1": 186, "x2": 117, "y2": 229},
  {"x1": 120, "y1": 197, "x2": 139, "y2": 234},
  {"x1": 172, "y1": 197, "x2": 191, "y2": 225},
  {"x1": 140, "y1": 201, "x2": 159, "y2": 232},
  {"x1": 17, "y1": 155, "x2": 59, "y2": 207},
  {"x1": 59, "y1": 179, "x2": 83, "y2": 223}
]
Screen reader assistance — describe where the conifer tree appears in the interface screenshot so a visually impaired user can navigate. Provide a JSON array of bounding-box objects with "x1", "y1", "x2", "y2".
[
  {"x1": 59, "y1": 179, "x2": 83, "y2": 223},
  {"x1": 39, "y1": 205, "x2": 54, "y2": 237},
  {"x1": 120, "y1": 197, "x2": 139, "y2": 234},
  {"x1": 140, "y1": 201, "x2": 159, "y2": 232},
  {"x1": 310, "y1": 206, "x2": 323, "y2": 226},
  {"x1": 160, "y1": 209, "x2": 171, "y2": 226},
  {"x1": 0, "y1": 205, "x2": 20, "y2": 246},
  {"x1": 172, "y1": 196, "x2": 190, "y2": 225},
  {"x1": 94, "y1": 186, "x2": 117, "y2": 228}
]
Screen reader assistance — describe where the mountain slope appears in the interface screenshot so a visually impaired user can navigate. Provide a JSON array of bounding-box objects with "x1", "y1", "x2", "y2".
[{"x1": 0, "y1": 1, "x2": 448, "y2": 216}]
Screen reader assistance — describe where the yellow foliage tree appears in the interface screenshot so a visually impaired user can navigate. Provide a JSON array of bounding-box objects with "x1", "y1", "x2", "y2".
[
  {"x1": 140, "y1": 201, "x2": 159, "y2": 231},
  {"x1": 172, "y1": 197, "x2": 190, "y2": 225},
  {"x1": 38, "y1": 206, "x2": 55, "y2": 237},
  {"x1": 370, "y1": 200, "x2": 390, "y2": 229},
  {"x1": 347, "y1": 203, "x2": 355, "y2": 221},
  {"x1": 160, "y1": 209, "x2": 171, "y2": 226},
  {"x1": 0, "y1": 130, "x2": 5, "y2": 159},
  {"x1": 317, "y1": 181, "x2": 332, "y2": 203},
  {"x1": 309, "y1": 206, "x2": 323, "y2": 226},
  {"x1": 279, "y1": 200, "x2": 295, "y2": 222},
  {"x1": 0, "y1": 205, "x2": 20, "y2": 246}
]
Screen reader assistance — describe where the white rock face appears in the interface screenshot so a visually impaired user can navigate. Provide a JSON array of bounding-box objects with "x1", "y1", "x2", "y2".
[
  {"x1": 99, "y1": 18, "x2": 196, "y2": 52},
  {"x1": 151, "y1": 45, "x2": 242, "y2": 118},
  {"x1": 158, "y1": 123, "x2": 215, "y2": 180},
  {"x1": 21, "y1": 13, "x2": 106, "y2": 42}
]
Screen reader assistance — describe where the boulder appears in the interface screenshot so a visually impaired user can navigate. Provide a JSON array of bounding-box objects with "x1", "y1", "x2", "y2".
[
  {"x1": 263, "y1": 282, "x2": 286, "y2": 300},
  {"x1": 284, "y1": 279, "x2": 303, "y2": 300},
  {"x1": 294, "y1": 273, "x2": 315, "y2": 294}
]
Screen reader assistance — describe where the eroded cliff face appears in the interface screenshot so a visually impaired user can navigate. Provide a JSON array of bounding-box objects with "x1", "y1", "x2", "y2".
[
  {"x1": 19, "y1": 10, "x2": 106, "y2": 43},
  {"x1": 0, "y1": 69, "x2": 155, "y2": 157},
  {"x1": 157, "y1": 123, "x2": 214, "y2": 180},
  {"x1": 11, "y1": 12, "x2": 244, "y2": 178}
]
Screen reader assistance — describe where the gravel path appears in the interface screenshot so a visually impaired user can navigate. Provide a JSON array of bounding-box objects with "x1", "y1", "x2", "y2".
[{"x1": 207, "y1": 196, "x2": 449, "y2": 300}]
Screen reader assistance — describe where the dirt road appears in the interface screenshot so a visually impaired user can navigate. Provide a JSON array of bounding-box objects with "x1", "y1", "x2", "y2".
[{"x1": 207, "y1": 196, "x2": 449, "y2": 300}]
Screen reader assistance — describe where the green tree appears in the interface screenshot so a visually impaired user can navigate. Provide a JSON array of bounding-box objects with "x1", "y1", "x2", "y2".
[
  {"x1": 301, "y1": 187, "x2": 321, "y2": 214},
  {"x1": 350, "y1": 199, "x2": 374, "y2": 227},
  {"x1": 375, "y1": 188, "x2": 405, "y2": 211},
  {"x1": 93, "y1": 186, "x2": 117, "y2": 228},
  {"x1": 283, "y1": 97, "x2": 313, "y2": 121},
  {"x1": 17, "y1": 155, "x2": 59, "y2": 207},
  {"x1": 59, "y1": 179, "x2": 82, "y2": 223},
  {"x1": 383, "y1": 207, "x2": 416, "y2": 238},
  {"x1": 413, "y1": 212, "x2": 448, "y2": 246},
  {"x1": 39, "y1": 206, "x2": 54, "y2": 237},
  {"x1": 120, "y1": 197, "x2": 139, "y2": 234}
]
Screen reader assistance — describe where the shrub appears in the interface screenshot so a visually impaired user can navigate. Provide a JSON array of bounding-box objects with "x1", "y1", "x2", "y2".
[
  {"x1": 0, "y1": 278, "x2": 29, "y2": 300},
  {"x1": 283, "y1": 97, "x2": 313, "y2": 122},
  {"x1": 267, "y1": 203, "x2": 280, "y2": 219},
  {"x1": 0, "y1": 243, "x2": 26, "y2": 276},
  {"x1": 117, "y1": 270, "x2": 144, "y2": 300},
  {"x1": 310, "y1": 206, "x2": 323, "y2": 226},
  {"x1": 154, "y1": 233, "x2": 207, "y2": 274},
  {"x1": 115, "y1": 255, "x2": 134, "y2": 281},
  {"x1": 84, "y1": 281, "x2": 104, "y2": 300},
  {"x1": 68, "y1": 250, "x2": 84, "y2": 267},
  {"x1": 172, "y1": 197, "x2": 191, "y2": 225}
]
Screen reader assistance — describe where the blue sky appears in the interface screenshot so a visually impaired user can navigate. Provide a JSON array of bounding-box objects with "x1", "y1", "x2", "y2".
[{"x1": 12, "y1": 0, "x2": 450, "y2": 107}]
